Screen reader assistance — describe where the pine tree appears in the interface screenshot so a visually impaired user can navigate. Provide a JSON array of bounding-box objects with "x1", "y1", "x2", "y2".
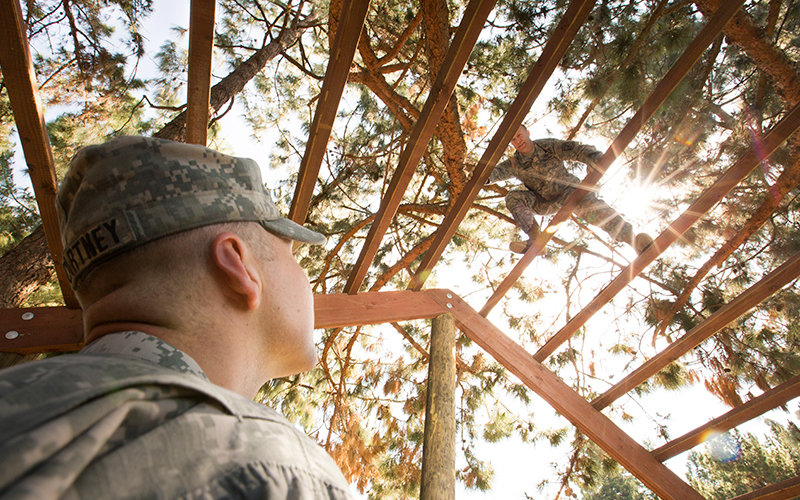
[{"x1": 687, "y1": 421, "x2": 800, "y2": 498}]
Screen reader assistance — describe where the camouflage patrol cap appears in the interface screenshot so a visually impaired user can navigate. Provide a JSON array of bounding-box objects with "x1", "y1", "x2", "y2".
[{"x1": 57, "y1": 136, "x2": 325, "y2": 288}]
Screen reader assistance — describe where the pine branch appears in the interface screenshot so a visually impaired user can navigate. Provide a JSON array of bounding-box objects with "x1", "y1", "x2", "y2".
[
  {"x1": 567, "y1": 0, "x2": 670, "y2": 140},
  {"x1": 376, "y1": 9, "x2": 423, "y2": 65},
  {"x1": 654, "y1": 148, "x2": 800, "y2": 339},
  {"x1": 694, "y1": 0, "x2": 800, "y2": 106}
]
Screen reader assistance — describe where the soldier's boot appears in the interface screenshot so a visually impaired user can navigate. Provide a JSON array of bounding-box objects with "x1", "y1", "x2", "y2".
[
  {"x1": 509, "y1": 222, "x2": 541, "y2": 254},
  {"x1": 633, "y1": 233, "x2": 654, "y2": 255},
  {"x1": 613, "y1": 223, "x2": 653, "y2": 255},
  {"x1": 604, "y1": 216, "x2": 651, "y2": 254}
]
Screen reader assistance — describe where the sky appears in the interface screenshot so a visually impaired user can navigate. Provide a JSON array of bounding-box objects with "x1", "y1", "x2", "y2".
[{"x1": 9, "y1": 0, "x2": 800, "y2": 497}]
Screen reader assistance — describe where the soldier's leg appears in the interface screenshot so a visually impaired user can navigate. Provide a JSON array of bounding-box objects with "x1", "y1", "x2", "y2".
[
  {"x1": 574, "y1": 192, "x2": 635, "y2": 243},
  {"x1": 505, "y1": 190, "x2": 541, "y2": 235},
  {"x1": 505, "y1": 190, "x2": 544, "y2": 253},
  {"x1": 574, "y1": 192, "x2": 654, "y2": 253}
]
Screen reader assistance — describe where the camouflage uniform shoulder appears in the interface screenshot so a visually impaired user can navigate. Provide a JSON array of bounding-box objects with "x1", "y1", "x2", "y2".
[{"x1": 0, "y1": 332, "x2": 287, "y2": 442}]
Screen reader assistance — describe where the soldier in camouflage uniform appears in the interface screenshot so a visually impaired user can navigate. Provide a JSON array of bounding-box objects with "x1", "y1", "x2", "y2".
[
  {"x1": 0, "y1": 137, "x2": 352, "y2": 498},
  {"x1": 488, "y1": 125, "x2": 653, "y2": 254}
]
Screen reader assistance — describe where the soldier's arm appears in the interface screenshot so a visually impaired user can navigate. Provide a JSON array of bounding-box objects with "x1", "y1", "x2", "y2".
[
  {"x1": 549, "y1": 139, "x2": 603, "y2": 168},
  {"x1": 486, "y1": 158, "x2": 516, "y2": 184}
]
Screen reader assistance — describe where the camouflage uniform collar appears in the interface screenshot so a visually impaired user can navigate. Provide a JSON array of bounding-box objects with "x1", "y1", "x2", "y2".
[{"x1": 81, "y1": 331, "x2": 208, "y2": 381}]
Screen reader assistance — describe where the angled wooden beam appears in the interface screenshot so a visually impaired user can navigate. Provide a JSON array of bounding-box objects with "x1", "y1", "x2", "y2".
[
  {"x1": 407, "y1": 0, "x2": 597, "y2": 291},
  {"x1": 591, "y1": 250, "x2": 800, "y2": 410},
  {"x1": 534, "y1": 100, "x2": 800, "y2": 362},
  {"x1": 479, "y1": 0, "x2": 746, "y2": 317},
  {"x1": 652, "y1": 374, "x2": 800, "y2": 462},
  {"x1": 425, "y1": 289, "x2": 703, "y2": 499},
  {"x1": 343, "y1": 0, "x2": 497, "y2": 294},
  {"x1": 185, "y1": 0, "x2": 217, "y2": 145},
  {"x1": 288, "y1": 0, "x2": 371, "y2": 224},
  {"x1": 729, "y1": 475, "x2": 800, "y2": 500},
  {"x1": 0, "y1": 290, "x2": 447, "y2": 353},
  {"x1": 0, "y1": 0, "x2": 78, "y2": 307}
]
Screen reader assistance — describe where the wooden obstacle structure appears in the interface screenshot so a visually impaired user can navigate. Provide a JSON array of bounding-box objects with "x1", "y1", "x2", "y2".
[{"x1": 2, "y1": 0, "x2": 799, "y2": 497}]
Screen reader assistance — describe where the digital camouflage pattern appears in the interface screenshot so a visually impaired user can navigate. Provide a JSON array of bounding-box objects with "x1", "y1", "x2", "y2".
[
  {"x1": 0, "y1": 331, "x2": 351, "y2": 499},
  {"x1": 489, "y1": 138, "x2": 634, "y2": 243},
  {"x1": 57, "y1": 136, "x2": 326, "y2": 289}
]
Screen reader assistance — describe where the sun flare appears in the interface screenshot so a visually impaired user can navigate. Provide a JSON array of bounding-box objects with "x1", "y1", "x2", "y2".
[{"x1": 612, "y1": 180, "x2": 664, "y2": 227}]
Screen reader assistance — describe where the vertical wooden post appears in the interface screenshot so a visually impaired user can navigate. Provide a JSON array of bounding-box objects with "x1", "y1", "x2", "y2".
[
  {"x1": 186, "y1": 0, "x2": 216, "y2": 145},
  {"x1": 420, "y1": 313, "x2": 456, "y2": 500}
]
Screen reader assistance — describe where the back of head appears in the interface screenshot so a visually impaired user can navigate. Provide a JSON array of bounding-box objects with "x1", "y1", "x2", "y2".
[
  {"x1": 76, "y1": 221, "x2": 274, "y2": 337},
  {"x1": 57, "y1": 136, "x2": 324, "y2": 288},
  {"x1": 57, "y1": 136, "x2": 325, "y2": 340},
  {"x1": 57, "y1": 136, "x2": 325, "y2": 293}
]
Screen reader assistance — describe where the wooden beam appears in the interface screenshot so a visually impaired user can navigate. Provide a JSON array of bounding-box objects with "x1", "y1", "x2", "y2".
[
  {"x1": 425, "y1": 289, "x2": 703, "y2": 499},
  {"x1": 407, "y1": 0, "x2": 597, "y2": 291},
  {"x1": 479, "y1": 0, "x2": 746, "y2": 317},
  {"x1": 535, "y1": 101, "x2": 800, "y2": 362},
  {"x1": 591, "y1": 250, "x2": 800, "y2": 410},
  {"x1": 343, "y1": 0, "x2": 497, "y2": 294},
  {"x1": 288, "y1": 0, "x2": 370, "y2": 224},
  {"x1": 0, "y1": 306, "x2": 83, "y2": 354},
  {"x1": 420, "y1": 314, "x2": 456, "y2": 500},
  {"x1": 0, "y1": 290, "x2": 448, "y2": 353},
  {"x1": 0, "y1": 0, "x2": 78, "y2": 307},
  {"x1": 314, "y1": 290, "x2": 445, "y2": 329},
  {"x1": 729, "y1": 475, "x2": 800, "y2": 500},
  {"x1": 185, "y1": 0, "x2": 216, "y2": 145},
  {"x1": 652, "y1": 374, "x2": 800, "y2": 462}
]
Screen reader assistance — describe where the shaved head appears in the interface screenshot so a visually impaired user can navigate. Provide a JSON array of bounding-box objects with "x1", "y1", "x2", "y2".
[{"x1": 510, "y1": 125, "x2": 534, "y2": 154}]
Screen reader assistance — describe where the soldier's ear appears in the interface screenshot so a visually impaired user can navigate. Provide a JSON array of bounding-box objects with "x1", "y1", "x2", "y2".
[{"x1": 211, "y1": 232, "x2": 261, "y2": 310}]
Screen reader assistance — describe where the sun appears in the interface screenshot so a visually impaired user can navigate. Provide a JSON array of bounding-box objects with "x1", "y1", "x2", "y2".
[{"x1": 610, "y1": 179, "x2": 664, "y2": 228}]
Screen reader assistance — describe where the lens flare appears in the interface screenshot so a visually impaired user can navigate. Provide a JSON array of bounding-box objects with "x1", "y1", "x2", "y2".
[
  {"x1": 704, "y1": 431, "x2": 742, "y2": 463},
  {"x1": 744, "y1": 105, "x2": 779, "y2": 202}
]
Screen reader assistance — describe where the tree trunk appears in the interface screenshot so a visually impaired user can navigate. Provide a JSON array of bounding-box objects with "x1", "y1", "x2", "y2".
[
  {"x1": 154, "y1": 19, "x2": 310, "y2": 142},
  {"x1": 0, "y1": 225, "x2": 54, "y2": 308},
  {"x1": 694, "y1": 0, "x2": 800, "y2": 106},
  {"x1": 0, "y1": 226, "x2": 53, "y2": 368},
  {"x1": 422, "y1": 0, "x2": 466, "y2": 193}
]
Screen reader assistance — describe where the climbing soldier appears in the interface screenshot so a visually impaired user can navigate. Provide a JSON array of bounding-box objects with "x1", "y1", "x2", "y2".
[{"x1": 487, "y1": 125, "x2": 653, "y2": 254}]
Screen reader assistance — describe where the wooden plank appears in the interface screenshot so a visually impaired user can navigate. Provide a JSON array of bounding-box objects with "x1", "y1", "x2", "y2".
[
  {"x1": 592, "y1": 250, "x2": 800, "y2": 410},
  {"x1": 729, "y1": 476, "x2": 800, "y2": 500},
  {"x1": 479, "y1": 0, "x2": 746, "y2": 317},
  {"x1": 0, "y1": 290, "x2": 447, "y2": 352},
  {"x1": 185, "y1": 0, "x2": 216, "y2": 145},
  {"x1": 420, "y1": 314, "x2": 456, "y2": 500},
  {"x1": 652, "y1": 374, "x2": 800, "y2": 461},
  {"x1": 407, "y1": 0, "x2": 597, "y2": 291},
  {"x1": 425, "y1": 289, "x2": 703, "y2": 499},
  {"x1": 0, "y1": 0, "x2": 78, "y2": 307},
  {"x1": 535, "y1": 102, "x2": 800, "y2": 362},
  {"x1": 343, "y1": 0, "x2": 497, "y2": 293},
  {"x1": 288, "y1": 0, "x2": 371, "y2": 224},
  {"x1": 0, "y1": 306, "x2": 83, "y2": 354},
  {"x1": 314, "y1": 290, "x2": 445, "y2": 329}
]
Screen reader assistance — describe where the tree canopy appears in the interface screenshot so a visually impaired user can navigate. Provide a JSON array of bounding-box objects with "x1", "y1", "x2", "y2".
[{"x1": 2, "y1": 0, "x2": 799, "y2": 496}]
